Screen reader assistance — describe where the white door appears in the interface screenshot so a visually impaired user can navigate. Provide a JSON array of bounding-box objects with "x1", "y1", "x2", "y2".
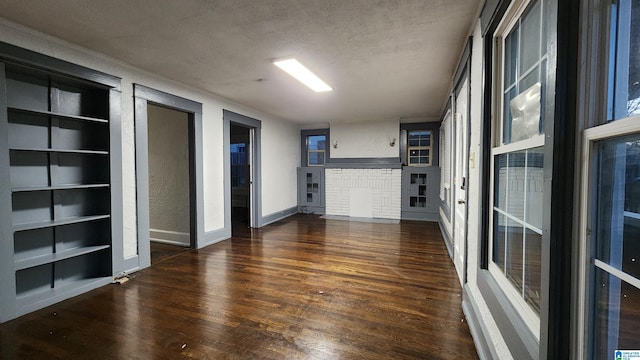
[{"x1": 453, "y1": 76, "x2": 469, "y2": 285}]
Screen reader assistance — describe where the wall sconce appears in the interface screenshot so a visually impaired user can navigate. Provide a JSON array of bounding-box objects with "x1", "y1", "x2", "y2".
[
  {"x1": 333, "y1": 140, "x2": 338, "y2": 149},
  {"x1": 389, "y1": 137, "x2": 396, "y2": 147}
]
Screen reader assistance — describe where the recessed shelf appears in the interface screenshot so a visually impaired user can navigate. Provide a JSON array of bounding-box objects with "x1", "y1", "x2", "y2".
[
  {"x1": 8, "y1": 106, "x2": 109, "y2": 123},
  {"x1": 9, "y1": 147, "x2": 108, "y2": 155},
  {"x1": 2, "y1": 59, "x2": 115, "y2": 324},
  {"x1": 13, "y1": 214, "x2": 111, "y2": 232},
  {"x1": 11, "y1": 184, "x2": 110, "y2": 192},
  {"x1": 14, "y1": 245, "x2": 110, "y2": 271}
]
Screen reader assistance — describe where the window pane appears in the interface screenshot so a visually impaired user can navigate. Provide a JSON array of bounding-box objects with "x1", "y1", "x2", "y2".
[
  {"x1": 524, "y1": 228, "x2": 541, "y2": 312},
  {"x1": 505, "y1": 217, "x2": 524, "y2": 293},
  {"x1": 609, "y1": 0, "x2": 640, "y2": 119},
  {"x1": 409, "y1": 139, "x2": 420, "y2": 147},
  {"x1": 521, "y1": 65, "x2": 540, "y2": 93},
  {"x1": 504, "y1": 29, "x2": 518, "y2": 89},
  {"x1": 308, "y1": 151, "x2": 325, "y2": 165},
  {"x1": 525, "y1": 148, "x2": 544, "y2": 230},
  {"x1": 629, "y1": 0, "x2": 640, "y2": 116},
  {"x1": 502, "y1": 151, "x2": 527, "y2": 222},
  {"x1": 494, "y1": 212, "x2": 507, "y2": 271},
  {"x1": 308, "y1": 135, "x2": 326, "y2": 151},
  {"x1": 596, "y1": 134, "x2": 640, "y2": 280},
  {"x1": 593, "y1": 268, "x2": 640, "y2": 359},
  {"x1": 503, "y1": 86, "x2": 518, "y2": 144},
  {"x1": 520, "y1": 0, "x2": 542, "y2": 74},
  {"x1": 495, "y1": 153, "x2": 508, "y2": 210}
]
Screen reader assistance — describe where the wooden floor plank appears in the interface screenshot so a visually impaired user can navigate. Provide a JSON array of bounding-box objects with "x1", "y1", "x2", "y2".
[{"x1": 0, "y1": 214, "x2": 478, "y2": 359}]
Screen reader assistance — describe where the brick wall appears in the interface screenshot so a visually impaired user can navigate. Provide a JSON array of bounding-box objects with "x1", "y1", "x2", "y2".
[{"x1": 325, "y1": 168, "x2": 401, "y2": 219}]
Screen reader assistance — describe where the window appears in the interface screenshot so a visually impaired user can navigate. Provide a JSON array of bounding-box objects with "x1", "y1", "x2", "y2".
[
  {"x1": 301, "y1": 129, "x2": 329, "y2": 167},
  {"x1": 489, "y1": 0, "x2": 547, "y2": 334},
  {"x1": 307, "y1": 135, "x2": 326, "y2": 166},
  {"x1": 607, "y1": 0, "x2": 640, "y2": 120},
  {"x1": 580, "y1": 1, "x2": 640, "y2": 357},
  {"x1": 440, "y1": 111, "x2": 452, "y2": 209},
  {"x1": 407, "y1": 130, "x2": 432, "y2": 166},
  {"x1": 230, "y1": 143, "x2": 247, "y2": 187}
]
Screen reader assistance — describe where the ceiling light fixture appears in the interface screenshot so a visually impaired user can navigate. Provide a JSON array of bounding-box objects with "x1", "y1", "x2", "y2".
[{"x1": 273, "y1": 58, "x2": 333, "y2": 92}]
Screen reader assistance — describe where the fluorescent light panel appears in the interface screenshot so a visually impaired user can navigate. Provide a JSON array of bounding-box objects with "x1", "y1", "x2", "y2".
[{"x1": 273, "y1": 59, "x2": 333, "y2": 92}]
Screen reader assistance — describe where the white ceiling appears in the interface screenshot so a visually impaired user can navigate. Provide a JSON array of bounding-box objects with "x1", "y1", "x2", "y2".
[{"x1": 0, "y1": 0, "x2": 482, "y2": 124}]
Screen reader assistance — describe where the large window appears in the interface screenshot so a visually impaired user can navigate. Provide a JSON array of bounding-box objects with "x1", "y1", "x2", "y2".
[
  {"x1": 489, "y1": 0, "x2": 547, "y2": 333},
  {"x1": 582, "y1": 0, "x2": 640, "y2": 357}
]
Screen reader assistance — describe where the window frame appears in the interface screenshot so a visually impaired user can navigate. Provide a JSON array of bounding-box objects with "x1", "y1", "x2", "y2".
[
  {"x1": 400, "y1": 122, "x2": 439, "y2": 167},
  {"x1": 407, "y1": 130, "x2": 433, "y2": 166},
  {"x1": 576, "y1": 0, "x2": 640, "y2": 357},
  {"x1": 300, "y1": 129, "x2": 329, "y2": 167},
  {"x1": 487, "y1": 0, "x2": 549, "y2": 339}
]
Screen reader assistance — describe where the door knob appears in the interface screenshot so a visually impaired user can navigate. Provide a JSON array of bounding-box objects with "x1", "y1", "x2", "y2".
[{"x1": 458, "y1": 199, "x2": 466, "y2": 204}]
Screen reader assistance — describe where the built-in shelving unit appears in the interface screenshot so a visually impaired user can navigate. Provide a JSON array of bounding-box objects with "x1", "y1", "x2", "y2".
[
  {"x1": 298, "y1": 167, "x2": 325, "y2": 214},
  {"x1": 401, "y1": 167, "x2": 441, "y2": 221},
  {"x1": 0, "y1": 53, "x2": 121, "y2": 322}
]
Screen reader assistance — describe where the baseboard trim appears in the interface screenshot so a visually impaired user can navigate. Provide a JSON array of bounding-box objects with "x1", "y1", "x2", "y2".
[
  {"x1": 122, "y1": 255, "x2": 141, "y2": 274},
  {"x1": 200, "y1": 227, "x2": 231, "y2": 249},
  {"x1": 439, "y1": 220, "x2": 454, "y2": 259},
  {"x1": 150, "y1": 238, "x2": 190, "y2": 247},
  {"x1": 149, "y1": 229, "x2": 190, "y2": 245},
  {"x1": 260, "y1": 206, "x2": 298, "y2": 227},
  {"x1": 462, "y1": 285, "x2": 495, "y2": 360}
]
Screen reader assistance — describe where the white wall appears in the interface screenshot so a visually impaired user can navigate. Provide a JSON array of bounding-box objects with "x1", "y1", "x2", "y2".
[
  {"x1": 330, "y1": 119, "x2": 399, "y2": 158},
  {"x1": 147, "y1": 104, "x2": 190, "y2": 244},
  {"x1": 0, "y1": 19, "x2": 299, "y2": 259}
]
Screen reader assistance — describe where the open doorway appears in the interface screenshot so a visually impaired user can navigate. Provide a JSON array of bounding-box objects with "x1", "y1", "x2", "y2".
[
  {"x1": 230, "y1": 123, "x2": 251, "y2": 230},
  {"x1": 147, "y1": 104, "x2": 192, "y2": 263},
  {"x1": 223, "y1": 110, "x2": 262, "y2": 234}
]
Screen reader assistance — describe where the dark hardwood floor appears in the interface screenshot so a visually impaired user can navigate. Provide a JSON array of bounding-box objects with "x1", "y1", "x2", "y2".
[
  {"x1": 0, "y1": 214, "x2": 478, "y2": 359},
  {"x1": 150, "y1": 241, "x2": 189, "y2": 264}
]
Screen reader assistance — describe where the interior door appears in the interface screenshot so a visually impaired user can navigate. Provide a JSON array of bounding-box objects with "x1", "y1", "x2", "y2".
[
  {"x1": 248, "y1": 127, "x2": 255, "y2": 227},
  {"x1": 453, "y1": 76, "x2": 469, "y2": 285}
]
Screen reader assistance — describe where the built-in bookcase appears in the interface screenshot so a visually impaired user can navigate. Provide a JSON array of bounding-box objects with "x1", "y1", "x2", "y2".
[{"x1": 0, "y1": 53, "x2": 121, "y2": 322}]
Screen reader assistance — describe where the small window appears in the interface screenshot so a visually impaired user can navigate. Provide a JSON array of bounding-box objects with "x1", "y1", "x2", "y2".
[
  {"x1": 407, "y1": 130, "x2": 432, "y2": 166},
  {"x1": 307, "y1": 135, "x2": 326, "y2": 166},
  {"x1": 301, "y1": 129, "x2": 329, "y2": 167}
]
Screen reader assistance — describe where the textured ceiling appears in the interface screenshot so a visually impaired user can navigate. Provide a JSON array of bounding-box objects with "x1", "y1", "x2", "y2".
[{"x1": 0, "y1": 0, "x2": 482, "y2": 124}]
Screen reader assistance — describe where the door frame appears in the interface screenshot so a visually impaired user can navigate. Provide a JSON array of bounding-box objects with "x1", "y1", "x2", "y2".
[
  {"x1": 132, "y1": 84, "x2": 204, "y2": 271},
  {"x1": 223, "y1": 110, "x2": 262, "y2": 228},
  {"x1": 451, "y1": 39, "x2": 472, "y2": 285}
]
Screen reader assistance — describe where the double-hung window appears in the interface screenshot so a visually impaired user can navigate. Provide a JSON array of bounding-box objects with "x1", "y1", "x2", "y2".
[
  {"x1": 407, "y1": 130, "x2": 432, "y2": 166},
  {"x1": 301, "y1": 129, "x2": 329, "y2": 167},
  {"x1": 578, "y1": 0, "x2": 640, "y2": 358},
  {"x1": 489, "y1": 0, "x2": 547, "y2": 335}
]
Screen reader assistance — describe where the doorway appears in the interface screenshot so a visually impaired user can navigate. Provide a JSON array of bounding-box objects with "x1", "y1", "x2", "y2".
[
  {"x1": 146, "y1": 104, "x2": 191, "y2": 262},
  {"x1": 223, "y1": 110, "x2": 262, "y2": 233},
  {"x1": 230, "y1": 123, "x2": 251, "y2": 230},
  {"x1": 133, "y1": 84, "x2": 204, "y2": 271}
]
